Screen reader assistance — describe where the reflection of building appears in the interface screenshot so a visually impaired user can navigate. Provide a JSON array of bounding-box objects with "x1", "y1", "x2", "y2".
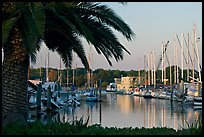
[
  {"x1": 114, "y1": 76, "x2": 145, "y2": 91},
  {"x1": 117, "y1": 95, "x2": 133, "y2": 114}
]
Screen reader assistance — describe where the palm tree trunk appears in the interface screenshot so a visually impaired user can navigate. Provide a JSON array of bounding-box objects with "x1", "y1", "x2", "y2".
[{"x1": 2, "y1": 27, "x2": 29, "y2": 125}]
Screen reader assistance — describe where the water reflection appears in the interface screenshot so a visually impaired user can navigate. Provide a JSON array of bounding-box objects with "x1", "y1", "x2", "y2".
[
  {"x1": 129, "y1": 95, "x2": 202, "y2": 130},
  {"x1": 32, "y1": 93, "x2": 202, "y2": 130},
  {"x1": 86, "y1": 102, "x2": 97, "y2": 125}
]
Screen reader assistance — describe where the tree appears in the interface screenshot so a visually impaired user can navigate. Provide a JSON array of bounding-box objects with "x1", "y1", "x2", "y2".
[{"x1": 2, "y1": 2, "x2": 135, "y2": 124}]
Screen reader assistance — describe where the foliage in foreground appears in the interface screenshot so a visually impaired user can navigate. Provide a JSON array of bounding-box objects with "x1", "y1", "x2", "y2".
[{"x1": 2, "y1": 118, "x2": 202, "y2": 135}]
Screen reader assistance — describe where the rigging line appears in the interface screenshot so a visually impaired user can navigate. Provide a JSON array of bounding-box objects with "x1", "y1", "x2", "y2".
[
  {"x1": 190, "y1": 40, "x2": 198, "y2": 59},
  {"x1": 176, "y1": 34, "x2": 187, "y2": 64},
  {"x1": 190, "y1": 39, "x2": 202, "y2": 70},
  {"x1": 183, "y1": 34, "x2": 193, "y2": 66},
  {"x1": 156, "y1": 41, "x2": 169, "y2": 70},
  {"x1": 164, "y1": 46, "x2": 170, "y2": 66}
]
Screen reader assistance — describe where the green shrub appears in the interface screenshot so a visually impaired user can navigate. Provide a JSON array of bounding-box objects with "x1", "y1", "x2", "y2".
[{"x1": 2, "y1": 117, "x2": 202, "y2": 135}]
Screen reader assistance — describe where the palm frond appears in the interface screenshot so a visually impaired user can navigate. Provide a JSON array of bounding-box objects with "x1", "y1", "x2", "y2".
[
  {"x1": 72, "y1": 35, "x2": 89, "y2": 70},
  {"x1": 43, "y1": 2, "x2": 134, "y2": 68},
  {"x1": 48, "y1": 8, "x2": 80, "y2": 34},
  {"x1": 57, "y1": 8, "x2": 95, "y2": 44},
  {"x1": 30, "y1": 39, "x2": 44, "y2": 63},
  {"x1": 74, "y1": 2, "x2": 135, "y2": 41},
  {"x1": 27, "y1": 2, "x2": 45, "y2": 38},
  {"x1": 76, "y1": 16, "x2": 130, "y2": 66},
  {"x1": 45, "y1": 21, "x2": 89, "y2": 69},
  {"x1": 17, "y1": 2, "x2": 45, "y2": 54},
  {"x1": 46, "y1": 32, "x2": 89, "y2": 69},
  {"x1": 2, "y1": 16, "x2": 19, "y2": 46}
]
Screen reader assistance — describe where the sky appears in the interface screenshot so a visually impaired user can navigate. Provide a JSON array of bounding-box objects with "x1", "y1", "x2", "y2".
[{"x1": 30, "y1": 2, "x2": 202, "y2": 71}]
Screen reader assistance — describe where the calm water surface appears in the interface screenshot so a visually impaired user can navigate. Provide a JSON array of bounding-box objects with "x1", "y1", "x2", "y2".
[{"x1": 50, "y1": 93, "x2": 202, "y2": 130}]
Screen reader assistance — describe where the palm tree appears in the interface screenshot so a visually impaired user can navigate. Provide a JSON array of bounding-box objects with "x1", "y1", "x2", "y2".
[{"x1": 2, "y1": 2, "x2": 135, "y2": 125}]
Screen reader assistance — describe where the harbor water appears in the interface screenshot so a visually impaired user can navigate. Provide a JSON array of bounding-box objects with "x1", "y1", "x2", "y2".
[{"x1": 31, "y1": 92, "x2": 202, "y2": 130}]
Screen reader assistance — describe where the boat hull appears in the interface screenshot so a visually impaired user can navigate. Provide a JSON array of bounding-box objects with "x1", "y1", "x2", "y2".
[
  {"x1": 194, "y1": 96, "x2": 202, "y2": 106},
  {"x1": 86, "y1": 96, "x2": 98, "y2": 102},
  {"x1": 106, "y1": 89, "x2": 117, "y2": 92},
  {"x1": 194, "y1": 102, "x2": 202, "y2": 106}
]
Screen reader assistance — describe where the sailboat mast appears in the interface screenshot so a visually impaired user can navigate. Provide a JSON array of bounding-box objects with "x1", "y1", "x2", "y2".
[
  {"x1": 66, "y1": 66, "x2": 69, "y2": 89},
  {"x1": 150, "y1": 51, "x2": 154, "y2": 85},
  {"x1": 187, "y1": 33, "x2": 190, "y2": 82},
  {"x1": 194, "y1": 24, "x2": 201, "y2": 83},
  {"x1": 169, "y1": 48, "x2": 172, "y2": 86},
  {"x1": 40, "y1": 67, "x2": 41, "y2": 81},
  {"x1": 174, "y1": 35, "x2": 176, "y2": 84},
  {"x1": 75, "y1": 62, "x2": 77, "y2": 89},
  {"x1": 91, "y1": 49, "x2": 93, "y2": 88},
  {"x1": 153, "y1": 50, "x2": 156, "y2": 88},
  {"x1": 192, "y1": 26, "x2": 195, "y2": 83},
  {"x1": 138, "y1": 58, "x2": 141, "y2": 87},
  {"x1": 72, "y1": 53, "x2": 75, "y2": 87},
  {"x1": 162, "y1": 42, "x2": 164, "y2": 83},
  {"x1": 46, "y1": 51, "x2": 49, "y2": 82},
  {"x1": 181, "y1": 33, "x2": 184, "y2": 80},
  {"x1": 87, "y1": 47, "x2": 91, "y2": 89},
  {"x1": 87, "y1": 69, "x2": 90, "y2": 89},
  {"x1": 176, "y1": 35, "x2": 179, "y2": 83},
  {"x1": 148, "y1": 52, "x2": 150, "y2": 86},
  {"x1": 144, "y1": 55, "x2": 146, "y2": 88},
  {"x1": 59, "y1": 57, "x2": 62, "y2": 86},
  {"x1": 163, "y1": 43, "x2": 166, "y2": 85}
]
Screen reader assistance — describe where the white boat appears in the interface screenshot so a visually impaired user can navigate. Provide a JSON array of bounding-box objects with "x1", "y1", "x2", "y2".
[
  {"x1": 67, "y1": 99, "x2": 81, "y2": 106},
  {"x1": 157, "y1": 91, "x2": 168, "y2": 99},
  {"x1": 42, "y1": 81, "x2": 57, "y2": 92},
  {"x1": 138, "y1": 90, "x2": 145, "y2": 97},
  {"x1": 132, "y1": 91, "x2": 140, "y2": 96},
  {"x1": 106, "y1": 83, "x2": 117, "y2": 92},
  {"x1": 67, "y1": 94, "x2": 81, "y2": 106},
  {"x1": 143, "y1": 90, "x2": 153, "y2": 99},
  {"x1": 29, "y1": 93, "x2": 37, "y2": 104},
  {"x1": 194, "y1": 96, "x2": 202, "y2": 106},
  {"x1": 181, "y1": 95, "x2": 194, "y2": 105},
  {"x1": 28, "y1": 94, "x2": 38, "y2": 109},
  {"x1": 150, "y1": 91, "x2": 159, "y2": 98},
  {"x1": 41, "y1": 97, "x2": 61, "y2": 109},
  {"x1": 27, "y1": 81, "x2": 47, "y2": 110},
  {"x1": 86, "y1": 91, "x2": 98, "y2": 102}
]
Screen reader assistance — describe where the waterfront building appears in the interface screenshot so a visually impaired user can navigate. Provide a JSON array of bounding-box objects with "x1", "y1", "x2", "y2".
[{"x1": 115, "y1": 76, "x2": 145, "y2": 91}]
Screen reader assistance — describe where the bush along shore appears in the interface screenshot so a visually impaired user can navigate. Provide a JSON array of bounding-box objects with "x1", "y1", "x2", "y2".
[{"x1": 2, "y1": 117, "x2": 202, "y2": 135}]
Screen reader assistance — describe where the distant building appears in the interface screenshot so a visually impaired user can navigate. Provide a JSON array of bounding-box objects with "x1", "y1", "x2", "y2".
[{"x1": 114, "y1": 76, "x2": 145, "y2": 91}]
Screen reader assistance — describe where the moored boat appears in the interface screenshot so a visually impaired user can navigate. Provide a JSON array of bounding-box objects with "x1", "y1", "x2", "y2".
[
  {"x1": 194, "y1": 96, "x2": 202, "y2": 106},
  {"x1": 86, "y1": 94, "x2": 98, "y2": 102},
  {"x1": 143, "y1": 90, "x2": 153, "y2": 99},
  {"x1": 86, "y1": 90, "x2": 98, "y2": 102},
  {"x1": 106, "y1": 83, "x2": 117, "y2": 92}
]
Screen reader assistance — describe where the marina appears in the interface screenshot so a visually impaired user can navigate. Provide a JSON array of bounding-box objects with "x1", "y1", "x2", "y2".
[
  {"x1": 2, "y1": 2, "x2": 202, "y2": 135},
  {"x1": 27, "y1": 91, "x2": 202, "y2": 130},
  {"x1": 26, "y1": 21, "x2": 202, "y2": 131}
]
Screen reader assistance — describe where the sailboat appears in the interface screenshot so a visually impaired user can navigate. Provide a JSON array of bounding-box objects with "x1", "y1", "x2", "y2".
[
  {"x1": 186, "y1": 24, "x2": 202, "y2": 107},
  {"x1": 85, "y1": 47, "x2": 99, "y2": 102},
  {"x1": 178, "y1": 25, "x2": 202, "y2": 106},
  {"x1": 42, "y1": 51, "x2": 57, "y2": 91},
  {"x1": 106, "y1": 83, "x2": 117, "y2": 92},
  {"x1": 193, "y1": 24, "x2": 202, "y2": 107}
]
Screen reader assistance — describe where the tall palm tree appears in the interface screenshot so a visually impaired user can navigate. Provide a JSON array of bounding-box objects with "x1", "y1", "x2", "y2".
[{"x1": 2, "y1": 2, "x2": 135, "y2": 125}]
